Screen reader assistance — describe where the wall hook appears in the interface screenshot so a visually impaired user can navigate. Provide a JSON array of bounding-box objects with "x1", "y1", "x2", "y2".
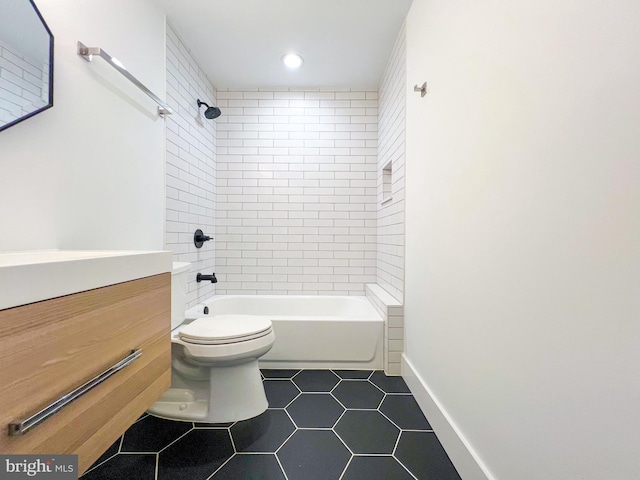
[{"x1": 414, "y1": 82, "x2": 427, "y2": 97}]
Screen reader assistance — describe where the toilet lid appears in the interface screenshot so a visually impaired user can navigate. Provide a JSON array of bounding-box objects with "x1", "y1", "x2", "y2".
[{"x1": 179, "y1": 315, "x2": 272, "y2": 345}]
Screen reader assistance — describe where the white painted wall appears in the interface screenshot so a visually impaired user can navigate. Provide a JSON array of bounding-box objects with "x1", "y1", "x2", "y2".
[
  {"x1": 165, "y1": 23, "x2": 217, "y2": 307},
  {"x1": 404, "y1": 0, "x2": 640, "y2": 479},
  {"x1": 0, "y1": 0, "x2": 166, "y2": 252},
  {"x1": 214, "y1": 89, "x2": 378, "y2": 295}
]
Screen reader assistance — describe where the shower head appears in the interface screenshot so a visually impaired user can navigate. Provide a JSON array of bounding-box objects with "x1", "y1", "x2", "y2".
[{"x1": 197, "y1": 99, "x2": 221, "y2": 119}]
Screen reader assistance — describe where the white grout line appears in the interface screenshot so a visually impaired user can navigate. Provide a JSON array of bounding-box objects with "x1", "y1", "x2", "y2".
[
  {"x1": 391, "y1": 429, "x2": 403, "y2": 456},
  {"x1": 134, "y1": 414, "x2": 149, "y2": 424},
  {"x1": 206, "y1": 453, "x2": 235, "y2": 480},
  {"x1": 295, "y1": 427, "x2": 334, "y2": 431},
  {"x1": 115, "y1": 451, "x2": 163, "y2": 455},
  {"x1": 330, "y1": 369, "x2": 375, "y2": 381},
  {"x1": 156, "y1": 426, "x2": 194, "y2": 454},
  {"x1": 79, "y1": 454, "x2": 117, "y2": 476},
  {"x1": 330, "y1": 378, "x2": 342, "y2": 394},
  {"x1": 282, "y1": 391, "x2": 302, "y2": 410},
  {"x1": 274, "y1": 452, "x2": 290, "y2": 480},
  {"x1": 154, "y1": 453, "x2": 159, "y2": 480},
  {"x1": 377, "y1": 407, "x2": 404, "y2": 431},
  {"x1": 368, "y1": 379, "x2": 388, "y2": 395},
  {"x1": 333, "y1": 403, "x2": 349, "y2": 423},
  {"x1": 273, "y1": 428, "x2": 298, "y2": 455},
  {"x1": 337, "y1": 454, "x2": 354, "y2": 480},
  {"x1": 392, "y1": 437, "x2": 421, "y2": 480},
  {"x1": 331, "y1": 423, "x2": 355, "y2": 454},
  {"x1": 352, "y1": 453, "x2": 400, "y2": 457},
  {"x1": 282, "y1": 405, "x2": 298, "y2": 429},
  {"x1": 227, "y1": 427, "x2": 237, "y2": 454}
]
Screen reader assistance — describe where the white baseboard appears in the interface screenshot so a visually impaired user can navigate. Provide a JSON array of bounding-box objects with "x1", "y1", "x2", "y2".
[{"x1": 402, "y1": 354, "x2": 494, "y2": 480}]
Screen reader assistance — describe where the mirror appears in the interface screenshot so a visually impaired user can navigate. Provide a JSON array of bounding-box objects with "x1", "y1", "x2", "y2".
[{"x1": 0, "y1": 0, "x2": 53, "y2": 132}]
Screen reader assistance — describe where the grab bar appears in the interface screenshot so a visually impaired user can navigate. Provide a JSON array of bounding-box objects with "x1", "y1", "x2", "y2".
[
  {"x1": 8, "y1": 349, "x2": 142, "y2": 436},
  {"x1": 77, "y1": 41, "x2": 173, "y2": 117}
]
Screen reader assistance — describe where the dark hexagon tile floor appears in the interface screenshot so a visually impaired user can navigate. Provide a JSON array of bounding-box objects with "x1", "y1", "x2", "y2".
[
  {"x1": 292, "y1": 369, "x2": 340, "y2": 392},
  {"x1": 332, "y1": 380, "x2": 385, "y2": 409},
  {"x1": 380, "y1": 394, "x2": 432, "y2": 430},
  {"x1": 231, "y1": 409, "x2": 295, "y2": 452},
  {"x1": 335, "y1": 410, "x2": 399, "y2": 454},
  {"x1": 278, "y1": 429, "x2": 351, "y2": 480},
  {"x1": 286, "y1": 393, "x2": 345, "y2": 428},
  {"x1": 81, "y1": 369, "x2": 461, "y2": 480},
  {"x1": 263, "y1": 378, "x2": 301, "y2": 407}
]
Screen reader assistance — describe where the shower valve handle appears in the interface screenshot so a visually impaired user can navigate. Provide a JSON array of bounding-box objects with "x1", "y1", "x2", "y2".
[{"x1": 194, "y1": 229, "x2": 213, "y2": 248}]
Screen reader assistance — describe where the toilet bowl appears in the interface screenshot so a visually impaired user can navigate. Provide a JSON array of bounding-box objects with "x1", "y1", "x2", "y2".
[{"x1": 148, "y1": 262, "x2": 275, "y2": 423}]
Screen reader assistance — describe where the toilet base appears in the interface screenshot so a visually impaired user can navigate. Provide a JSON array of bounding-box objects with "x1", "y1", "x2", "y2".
[{"x1": 147, "y1": 359, "x2": 268, "y2": 423}]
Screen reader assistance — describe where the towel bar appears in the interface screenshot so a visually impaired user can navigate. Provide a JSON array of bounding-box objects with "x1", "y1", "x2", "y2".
[{"x1": 77, "y1": 41, "x2": 173, "y2": 117}]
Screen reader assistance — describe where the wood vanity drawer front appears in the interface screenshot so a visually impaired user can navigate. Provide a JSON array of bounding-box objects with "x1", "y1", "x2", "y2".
[{"x1": 0, "y1": 273, "x2": 171, "y2": 474}]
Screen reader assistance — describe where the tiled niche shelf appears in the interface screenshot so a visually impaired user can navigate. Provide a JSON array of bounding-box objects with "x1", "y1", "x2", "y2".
[{"x1": 381, "y1": 160, "x2": 393, "y2": 205}]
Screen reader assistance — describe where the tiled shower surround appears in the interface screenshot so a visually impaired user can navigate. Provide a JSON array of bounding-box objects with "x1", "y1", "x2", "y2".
[
  {"x1": 164, "y1": 22, "x2": 407, "y2": 372},
  {"x1": 373, "y1": 23, "x2": 407, "y2": 375},
  {"x1": 165, "y1": 24, "x2": 217, "y2": 307},
  {"x1": 377, "y1": 22, "x2": 406, "y2": 303},
  {"x1": 214, "y1": 89, "x2": 378, "y2": 295}
]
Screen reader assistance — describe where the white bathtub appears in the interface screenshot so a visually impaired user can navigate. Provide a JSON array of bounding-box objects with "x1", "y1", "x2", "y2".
[{"x1": 185, "y1": 295, "x2": 383, "y2": 369}]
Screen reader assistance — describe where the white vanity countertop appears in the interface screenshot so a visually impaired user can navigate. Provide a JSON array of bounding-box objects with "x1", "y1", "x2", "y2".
[{"x1": 0, "y1": 250, "x2": 172, "y2": 310}]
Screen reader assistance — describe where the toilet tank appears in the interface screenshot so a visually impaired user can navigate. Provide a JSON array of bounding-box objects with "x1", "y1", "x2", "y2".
[{"x1": 171, "y1": 262, "x2": 191, "y2": 330}]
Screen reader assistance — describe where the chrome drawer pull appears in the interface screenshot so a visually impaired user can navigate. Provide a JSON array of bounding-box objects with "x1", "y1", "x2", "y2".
[{"x1": 8, "y1": 349, "x2": 142, "y2": 436}]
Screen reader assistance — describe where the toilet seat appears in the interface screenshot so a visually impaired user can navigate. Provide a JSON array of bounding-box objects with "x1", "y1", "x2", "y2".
[{"x1": 179, "y1": 314, "x2": 273, "y2": 345}]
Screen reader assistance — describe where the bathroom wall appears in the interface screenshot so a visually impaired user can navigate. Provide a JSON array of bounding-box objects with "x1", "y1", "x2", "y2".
[
  {"x1": 403, "y1": 0, "x2": 640, "y2": 479},
  {"x1": 376, "y1": 22, "x2": 406, "y2": 303},
  {"x1": 214, "y1": 89, "x2": 378, "y2": 295},
  {"x1": 164, "y1": 23, "x2": 217, "y2": 307},
  {"x1": 0, "y1": 0, "x2": 166, "y2": 252}
]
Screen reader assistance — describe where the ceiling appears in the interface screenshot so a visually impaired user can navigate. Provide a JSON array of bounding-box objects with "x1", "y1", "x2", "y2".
[{"x1": 157, "y1": 0, "x2": 412, "y2": 90}]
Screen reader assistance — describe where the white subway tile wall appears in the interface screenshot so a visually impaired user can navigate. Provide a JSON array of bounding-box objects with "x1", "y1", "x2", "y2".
[
  {"x1": 377, "y1": 22, "x2": 406, "y2": 303},
  {"x1": 165, "y1": 23, "x2": 217, "y2": 307},
  {"x1": 0, "y1": 39, "x2": 49, "y2": 125},
  {"x1": 366, "y1": 284, "x2": 404, "y2": 375},
  {"x1": 215, "y1": 89, "x2": 378, "y2": 295}
]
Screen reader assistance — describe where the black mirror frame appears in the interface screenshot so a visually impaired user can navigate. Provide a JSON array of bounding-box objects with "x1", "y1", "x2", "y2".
[{"x1": 0, "y1": 0, "x2": 54, "y2": 133}]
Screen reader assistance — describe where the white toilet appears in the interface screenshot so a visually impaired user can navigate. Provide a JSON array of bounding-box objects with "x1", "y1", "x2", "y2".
[{"x1": 148, "y1": 262, "x2": 275, "y2": 423}]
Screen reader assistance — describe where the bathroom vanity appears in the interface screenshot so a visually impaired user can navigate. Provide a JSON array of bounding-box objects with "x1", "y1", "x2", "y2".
[{"x1": 0, "y1": 250, "x2": 172, "y2": 474}]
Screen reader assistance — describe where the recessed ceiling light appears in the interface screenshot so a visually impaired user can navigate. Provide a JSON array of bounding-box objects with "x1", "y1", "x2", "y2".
[{"x1": 282, "y1": 53, "x2": 303, "y2": 69}]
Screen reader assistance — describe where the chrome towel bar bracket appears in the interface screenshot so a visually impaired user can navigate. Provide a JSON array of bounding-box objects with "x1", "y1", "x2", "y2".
[
  {"x1": 8, "y1": 349, "x2": 142, "y2": 436},
  {"x1": 77, "y1": 41, "x2": 173, "y2": 117}
]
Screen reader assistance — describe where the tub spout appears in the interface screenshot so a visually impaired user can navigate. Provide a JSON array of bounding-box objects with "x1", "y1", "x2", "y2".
[{"x1": 196, "y1": 273, "x2": 217, "y2": 283}]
